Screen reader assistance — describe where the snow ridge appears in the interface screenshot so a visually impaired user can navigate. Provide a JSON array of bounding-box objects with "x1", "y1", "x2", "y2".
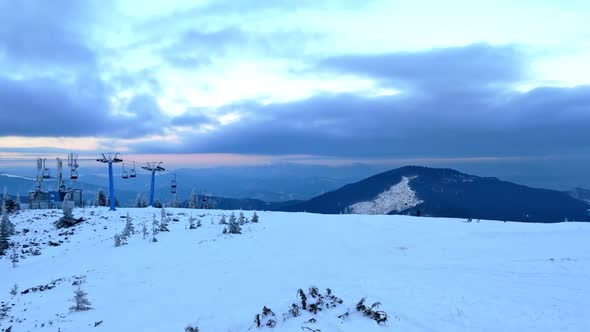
[{"x1": 349, "y1": 176, "x2": 423, "y2": 215}]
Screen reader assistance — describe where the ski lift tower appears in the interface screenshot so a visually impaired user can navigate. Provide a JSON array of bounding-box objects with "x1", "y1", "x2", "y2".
[
  {"x1": 96, "y1": 153, "x2": 123, "y2": 211},
  {"x1": 141, "y1": 162, "x2": 165, "y2": 207}
]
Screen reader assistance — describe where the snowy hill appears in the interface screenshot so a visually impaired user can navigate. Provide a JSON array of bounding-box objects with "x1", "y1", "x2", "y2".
[
  {"x1": 1, "y1": 208, "x2": 590, "y2": 331},
  {"x1": 286, "y1": 166, "x2": 590, "y2": 222}
]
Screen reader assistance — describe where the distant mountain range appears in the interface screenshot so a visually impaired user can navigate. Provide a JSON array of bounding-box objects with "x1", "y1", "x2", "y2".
[
  {"x1": 283, "y1": 166, "x2": 590, "y2": 223},
  {"x1": 3, "y1": 166, "x2": 589, "y2": 222}
]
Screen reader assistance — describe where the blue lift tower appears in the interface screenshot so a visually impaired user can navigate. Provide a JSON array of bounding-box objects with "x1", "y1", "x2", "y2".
[
  {"x1": 97, "y1": 153, "x2": 123, "y2": 211},
  {"x1": 142, "y1": 162, "x2": 165, "y2": 207}
]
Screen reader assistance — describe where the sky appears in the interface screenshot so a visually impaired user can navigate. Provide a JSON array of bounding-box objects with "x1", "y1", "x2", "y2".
[{"x1": 0, "y1": 0, "x2": 589, "y2": 185}]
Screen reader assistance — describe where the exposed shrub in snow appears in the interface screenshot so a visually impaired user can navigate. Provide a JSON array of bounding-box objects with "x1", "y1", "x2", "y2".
[
  {"x1": 251, "y1": 212, "x2": 259, "y2": 223},
  {"x1": 70, "y1": 286, "x2": 92, "y2": 312},
  {"x1": 355, "y1": 297, "x2": 388, "y2": 325},
  {"x1": 254, "y1": 306, "x2": 277, "y2": 328},
  {"x1": 184, "y1": 325, "x2": 199, "y2": 332},
  {"x1": 10, "y1": 284, "x2": 18, "y2": 296},
  {"x1": 189, "y1": 215, "x2": 201, "y2": 229}
]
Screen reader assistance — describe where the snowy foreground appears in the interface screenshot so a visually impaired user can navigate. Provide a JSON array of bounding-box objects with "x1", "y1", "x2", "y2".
[{"x1": 1, "y1": 208, "x2": 589, "y2": 332}]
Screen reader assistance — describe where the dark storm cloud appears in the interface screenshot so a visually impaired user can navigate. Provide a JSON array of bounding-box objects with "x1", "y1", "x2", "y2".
[
  {"x1": 0, "y1": 0, "x2": 103, "y2": 68},
  {"x1": 0, "y1": 76, "x2": 112, "y2": 136},
  {"x1": 319, "y1": 44, "x2": 526, "y2": 92},
  {"x1": 139, "y1": 44, "x2": 590, "y2": 158},
  {"x1": 170, "y1": 109, "x2": 216, "y2": 127},
  {"x1": 0, "y1": 76, "x2": 168, "y2": 139}
]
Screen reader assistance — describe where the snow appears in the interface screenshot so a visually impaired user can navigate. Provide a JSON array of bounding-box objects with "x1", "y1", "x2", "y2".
[
  {"x1": 1, "y1": 208, "x2": 590, "y2": 332},
  {"x1": 0, "y1": 173, "x2": 36, "y2": 181},
  {"x1": 350, "y1": 176, "x2": 423, "y2": 214}
]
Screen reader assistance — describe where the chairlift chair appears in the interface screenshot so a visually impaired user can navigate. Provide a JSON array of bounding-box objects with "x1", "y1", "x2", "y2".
[
  {"x1": 130, "y1": 162, "x2": 137, "y2": 178},
  {"x1": 122, "y1": 164, "x2": 129, "y2": 179},
  {"x1": 70, "y1": 169, "x2": 79, "y2": 180}
]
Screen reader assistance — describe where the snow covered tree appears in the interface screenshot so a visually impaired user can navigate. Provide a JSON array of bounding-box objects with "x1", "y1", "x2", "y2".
[
  {"x1": 10, "y1": 247, "x2": 18, "y2": 267},
  {"x1": 122, "y1": 213, "x2": 135, "y2": 238},
  {"x1": 142, "y1": 219, "x2": 148, "y2": 239},
  {"x1": 15, "y1": 192, "x2": 21, "y2": 211},
  {"x1": 55, "y1": 193, "x2": 79, "y2": 229},
  {"x1": 153, "y1": 199, "x2": 162, "y2": 208},
  {"x1": 169, "y1": 193, "x2": 180, "y2": 208},
  {"x1": 1, "y1": 202, "x2": 15, "y2": 235},
  {"x1": 251, "y1": 212, "x2": 259, "y2": 223},
  {"x1": 70, "y1": 286, "x2": 92, "y2": 311},
  {"x1": 95, "y1": 188, "x2": 107, "y2": 207},
  {"x1": 135, "y1": 194, "x2": 148, "y2": 208},
  {"x1": 187, "y1": 189, "x2": 198, "y2": 209},
  {"x1": 0, "y1": 216, "x2": 10, "y2": 256},
  {"x1": 106, "y1": 196, "x2": 120, "y2": 208},
  {"x1": 188, "y1": 215, "x2": 197, "y2": 229},
  {"x1": 152, "y1": 214, "x2": 159, "y2": 242},
  {"x1": 238, "y1": 212, "x2": 246, "y2": 225},
  {"x1": 219, "y1": 214, "x2": 227, "y2": 225},
  {"x1": 228, "y1": 212, "x2": 241, "y2": 234},
  {"x1": 114, "y1": 234, "x2": 122, "y2": 247},
  {"x1": 159, "y1": 207, "x2": 170, "y2": 232}
]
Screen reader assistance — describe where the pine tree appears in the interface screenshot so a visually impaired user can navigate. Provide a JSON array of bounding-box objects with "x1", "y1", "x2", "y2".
[
  {"x1": 169, "y1": 193, "x2": 180, "y2": 208},
  {"x1": 10, "y1": 247, "x2": 18, "y2": 267},
  {"x1": 1, "y1": 202, "x2": 15, "y2": 235},
  {"x1": 228, "y1": 212, "x2": 241, "y2": 234},
  {"x1": 135, "y1": 194, "x2": 143, "y2": 208},
  {"x1": 0, "y1": 213, "x2": 10, "y2": 256},
  {"x1": 219, "y1": 214, "x2": 227, "y2": 225},
  {"x1": 238, "y1": 212, "x2": 246, "y2": 225},
  {"x1": 160, "y1": 207, "x2": 169, "y2": 232},
  {"x1": 122, "y1": 213, "x2": 134, "y2": 238},
  {"x1": 114, "y1": 234, "x2": 122, "y2": 247},
  {"x1": 188, "y1": 190, "x2": 198, "y2": 209},
  {"x1": 153, "y1": 199, "x2": 163, "y2": 208},
  {"x1": 142, "y1": 219, "x2": 148, "y2": 239},
  {"x1": 15, "y1": 192, "x2": 21, "y2": 211},
  {"x1": 152, "y1": 214, "x2": 159, "y2": 242},
  {"x1": 251, "y1": 212, "x2": 259, "y2": 223},
  {"x1": 95, "y1": 188, "x2": 107, "y2": 207},
  {"x1": 55, "y1": 193, "x2": 78, "y2": 228},
  {"x1": 70, "y1": 286, "x2": 92, "y2": 311}
]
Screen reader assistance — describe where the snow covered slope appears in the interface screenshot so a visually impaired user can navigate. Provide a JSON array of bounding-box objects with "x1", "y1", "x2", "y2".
[
  {"x1": 1, "y1": 208, "x2": 589, "y2": 331},
  {"x1": 349, "y1": 176, "x2": 422, "y2": 214}
]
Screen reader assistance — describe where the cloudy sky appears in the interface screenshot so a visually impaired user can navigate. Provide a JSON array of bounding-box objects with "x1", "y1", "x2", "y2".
[{"x1": 1, "y1": 0, "x2": 589, "y2": 175}]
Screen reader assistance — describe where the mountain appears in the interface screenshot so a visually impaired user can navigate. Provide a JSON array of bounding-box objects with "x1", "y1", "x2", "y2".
[
  {"x1": 568, "y1": 187, "x2": 590, "y2": 204},
  {"x1": 285, "y1": 166, "x2": 590, "y2": 222}
]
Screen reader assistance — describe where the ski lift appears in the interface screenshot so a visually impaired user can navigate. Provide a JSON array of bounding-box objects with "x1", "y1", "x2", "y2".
[
  {"x1": 129, "y1": 161, "x2": 137, "y2": 178},
  {"x1": 42, "y1": 159, "x2": 51, "y2": 179},
  {"x1": 122, "y1": 164, "x2": 129, "y2": 179},
  {"x1": 171, "y1": 174, "x2": 177, "y2": 194}
]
